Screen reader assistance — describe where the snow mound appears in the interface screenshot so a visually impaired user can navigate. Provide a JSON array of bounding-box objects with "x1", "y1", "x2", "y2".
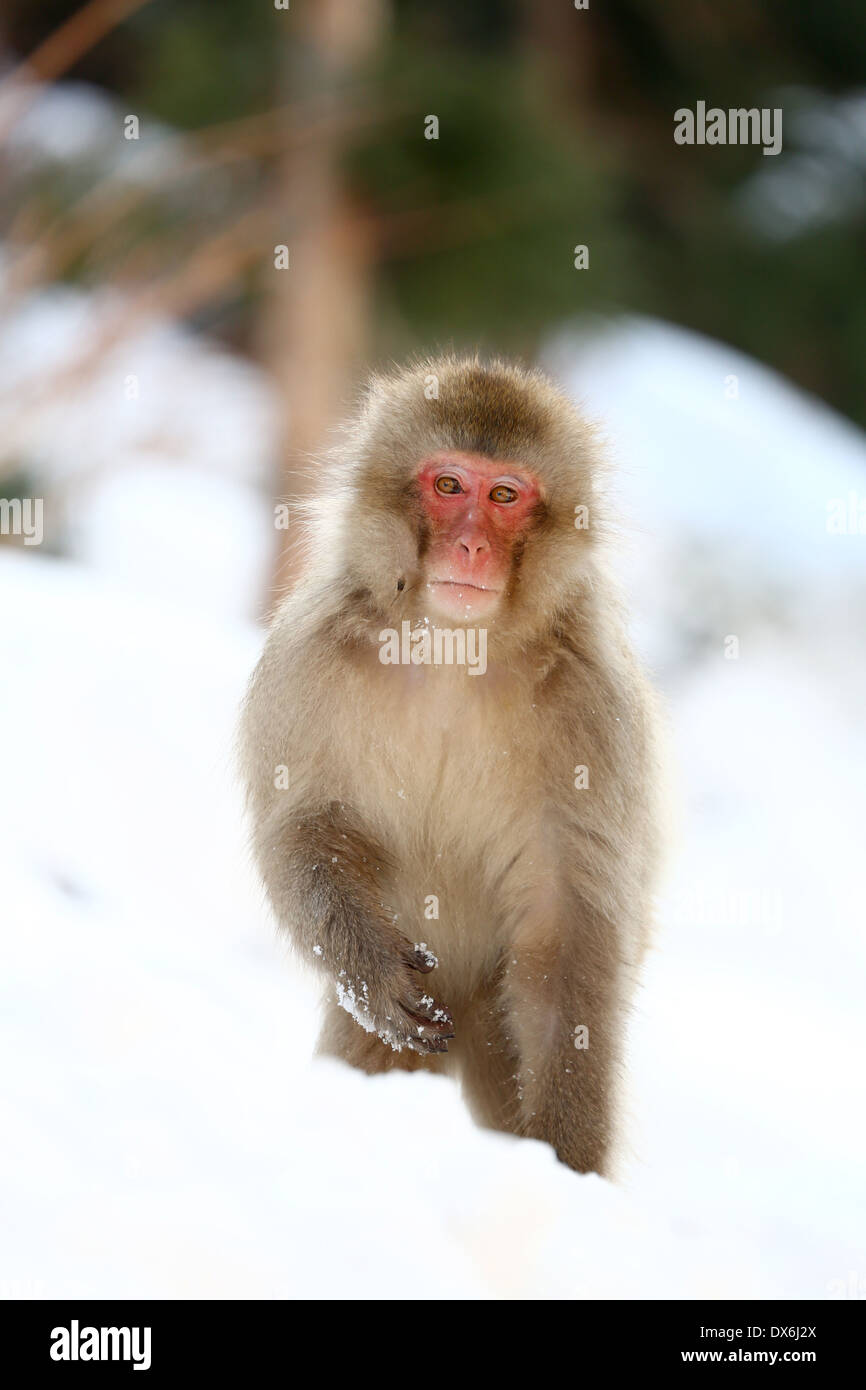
[{"x1": 1, "y1": 315, "x2": 864, "y2": 1298}]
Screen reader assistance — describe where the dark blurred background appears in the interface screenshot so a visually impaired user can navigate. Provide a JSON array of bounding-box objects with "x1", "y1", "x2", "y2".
[
  {"x1": 1, "y1": 0, "x2": 864, "y2": 593},
  {"x1": 6, "y1": 0, "x2": 864, "y2": 385}
]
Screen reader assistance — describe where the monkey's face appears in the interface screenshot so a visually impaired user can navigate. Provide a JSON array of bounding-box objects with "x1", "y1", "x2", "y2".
[{"x1": 416, "y1": 452, "x2": 541, "y2": 621}]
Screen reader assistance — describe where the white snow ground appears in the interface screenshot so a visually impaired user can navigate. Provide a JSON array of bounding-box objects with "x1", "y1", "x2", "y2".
[{"x1": 0, "y1": 318, "x2": 864, "y2": 1299}]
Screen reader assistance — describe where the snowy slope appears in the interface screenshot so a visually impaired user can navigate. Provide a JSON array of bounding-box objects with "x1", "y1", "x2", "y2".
[
  {"x1": 0, "y1": 554, "x2": 748, "y2": 1300},
  {"x1": 1, "y1": 318, "x2": 864, "y2": 1299}
]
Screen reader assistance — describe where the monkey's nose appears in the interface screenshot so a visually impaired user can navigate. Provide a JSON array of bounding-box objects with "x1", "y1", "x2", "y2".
[{"x1": 459, "y1": 535, "x2": 489, "y2": 557}]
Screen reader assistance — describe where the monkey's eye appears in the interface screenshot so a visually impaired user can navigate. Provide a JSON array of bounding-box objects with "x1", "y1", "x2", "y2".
[
  {"x1": 435, "y1": 475, "x2": 464, "y2": 496},
  {"x1": 490, "y1": 484, "x2": 519, "y2": 504}
]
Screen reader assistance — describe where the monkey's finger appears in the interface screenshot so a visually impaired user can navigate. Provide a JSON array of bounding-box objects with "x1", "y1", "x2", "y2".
[
  {"x1": 407, "y1": 944, "x2": 438, "y2": 974},
  {"x1": 402, "y1": 1007, "x2": 455, "y2": 1039},
  {"x1": 408, "y1": 992, "x2": 453, "y2": 1027},
  {"x1": 407, "y1": 1033, "x2": 451, "y2": 1055}
]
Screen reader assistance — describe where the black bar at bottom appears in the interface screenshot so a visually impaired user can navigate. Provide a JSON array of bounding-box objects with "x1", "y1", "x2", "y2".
[{"x1": 0, "y1": 1298, "x2": 860, "y2": 1375}]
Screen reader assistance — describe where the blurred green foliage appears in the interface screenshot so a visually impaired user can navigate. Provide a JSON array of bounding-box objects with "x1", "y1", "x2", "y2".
[
  {"x1": 5, "y1": 0, "x2": 866, "y2": 424},
  {"x1": 344, "y1": 46, "x2": 635, "y2": 356}
]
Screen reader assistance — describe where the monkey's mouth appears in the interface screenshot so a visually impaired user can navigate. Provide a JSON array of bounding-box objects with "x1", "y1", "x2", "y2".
[
  {"x1": 427, "y1": 580, "x2": 501, "y2": 594},
  {"x1": 425, "y1": 579, "x2": 503, "y2": 619}
]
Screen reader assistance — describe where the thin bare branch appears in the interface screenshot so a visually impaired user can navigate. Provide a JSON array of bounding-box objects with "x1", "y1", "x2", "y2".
[{"x1": 0, "y1": 0, "x2": 154, "y2": 143}]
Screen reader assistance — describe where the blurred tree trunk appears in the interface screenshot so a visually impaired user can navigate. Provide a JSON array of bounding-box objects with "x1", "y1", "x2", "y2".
[{"x1": 259, "y1": 0, "x2": 385, "y2": 611}]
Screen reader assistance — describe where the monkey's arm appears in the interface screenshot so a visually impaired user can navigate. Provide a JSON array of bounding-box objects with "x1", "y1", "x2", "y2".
[
  {"x1": 255, "y1": 802, "x2": 454, "y2": 1055},
  {"x1": 503, "y1": 653, "x2": 658, "y2": 1174},
  {"x1": 504, "y1": 895, "x2": 628, "y2": 1175}
]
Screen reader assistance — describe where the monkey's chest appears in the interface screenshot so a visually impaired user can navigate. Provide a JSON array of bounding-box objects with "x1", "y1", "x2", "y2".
[
  {"x1": 342, "y1": 663, "x2": 540, "y2": 835},
  {"x1": 335, "y1": 665, "x2": 547, "y2": 951}
]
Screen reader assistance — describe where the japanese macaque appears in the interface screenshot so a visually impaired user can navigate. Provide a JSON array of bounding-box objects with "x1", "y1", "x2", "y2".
[{"x1": 240, "y1": 355, "x2": 663, "y2": 1176}]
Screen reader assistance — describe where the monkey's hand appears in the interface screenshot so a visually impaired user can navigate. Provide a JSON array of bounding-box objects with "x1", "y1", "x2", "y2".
[
  {"x1": 333, "y1": 940, "x2": 454, "y2": 1055},
  {"x1": 269, "y1": 805, "x2": 452, "y2": 1052}
]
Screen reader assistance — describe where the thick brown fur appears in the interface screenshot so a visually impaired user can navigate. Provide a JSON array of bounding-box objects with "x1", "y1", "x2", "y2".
[{"x1": 240, "y1": 354, "x2": 664, "y2": 1176}]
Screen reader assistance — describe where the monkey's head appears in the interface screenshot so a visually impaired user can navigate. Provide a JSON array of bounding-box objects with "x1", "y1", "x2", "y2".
[{"x1": 323, "y1": 355, "x2": 603, "y2": 644}]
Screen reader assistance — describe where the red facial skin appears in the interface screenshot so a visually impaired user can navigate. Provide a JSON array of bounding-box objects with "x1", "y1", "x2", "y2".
[{"x1": 416, "y1": 452, "x2": 541, "y2": 621}]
